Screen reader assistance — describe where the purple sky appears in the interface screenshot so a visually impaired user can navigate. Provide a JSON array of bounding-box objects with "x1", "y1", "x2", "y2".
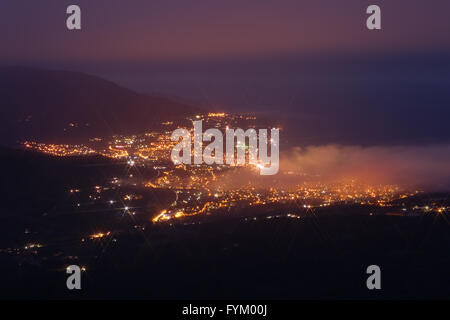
[{"x1": 1, "y1": 0, "x2": 449, "y2": 63}]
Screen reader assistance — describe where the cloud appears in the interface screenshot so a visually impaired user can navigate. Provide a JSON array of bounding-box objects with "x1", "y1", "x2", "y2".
[
  {"x1": 280, "y1": 145, "x2": 450, "y2": 189},
  {"x1": 214, "y1": 144, "x2": 450, "y2": 191}
]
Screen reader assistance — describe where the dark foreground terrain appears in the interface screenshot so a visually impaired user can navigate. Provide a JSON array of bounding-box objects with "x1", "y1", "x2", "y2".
[
  {"x1": 0, "y1": 148, "x2": 449, "y2": 299},
  {"x1": 1, "y1": 213, "x2": 450, "y2": 300}
]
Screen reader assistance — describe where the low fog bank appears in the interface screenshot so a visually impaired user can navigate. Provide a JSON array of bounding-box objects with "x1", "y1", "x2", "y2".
[
  {"x1": 214, "y1": 144, "x2": 450, "y2": 191},
  {"x1": 282, "y1": 145, "x2": 450, "y2": 189}
]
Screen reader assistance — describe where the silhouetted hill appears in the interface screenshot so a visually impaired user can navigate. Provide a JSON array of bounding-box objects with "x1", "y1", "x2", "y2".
[
  {"x1": 0, "y1": 66, "x2": 201, "y2": 145},
  {"x1": 0, "y1": 146, "x2": 119, "y2": 218}
]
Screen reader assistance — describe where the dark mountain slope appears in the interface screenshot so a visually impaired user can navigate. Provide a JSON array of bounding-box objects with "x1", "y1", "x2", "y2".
[{"x1": 0, "y1": 66, "x2": 201, "y2": 145}]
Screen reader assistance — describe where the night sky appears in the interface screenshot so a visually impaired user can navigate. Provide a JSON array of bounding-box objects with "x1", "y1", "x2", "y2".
[
  {"x1": 2, "y1": 0, "x2": 450, "y2": 61},
  {"x1": 1, "y1": 0, "x2": 450, "y2": 145}
]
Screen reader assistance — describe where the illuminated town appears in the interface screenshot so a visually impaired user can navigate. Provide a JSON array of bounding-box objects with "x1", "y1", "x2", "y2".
[{"x1": 21, "y1": 112, "x2": 447, "y2": 228}]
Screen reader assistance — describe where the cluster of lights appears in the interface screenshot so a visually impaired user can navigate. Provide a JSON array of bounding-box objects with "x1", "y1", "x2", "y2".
[
  {"x1": 23, "y1": 141, "x2": 95, "y2": 157},
  {"x1": 21, "y1": 114, "x2": 440, "y2": 227}
]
